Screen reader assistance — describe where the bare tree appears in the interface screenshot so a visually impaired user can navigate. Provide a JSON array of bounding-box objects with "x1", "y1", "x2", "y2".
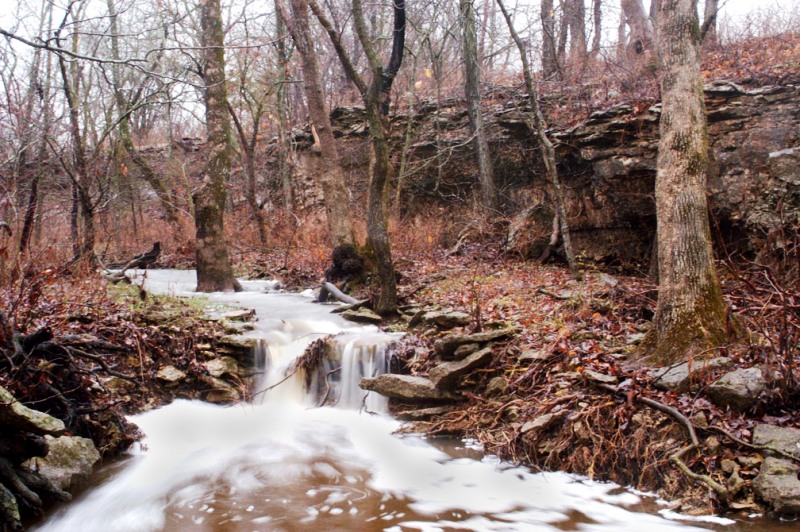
[
  {"x1": 496, "y1": 0, "x2": 580, "y2": 279},
  {"x1": 278, "y1": 0, "x2": 356, "y2": 248},
  {"x1": 194, "y1": 0, "x2": 240, "y2": 292},
  {"x1": 702, "y1": 0, "x2": 719, "y2": 44},
  {"x1": 460, "y1": 0, "x2": 497, "y2": 211},
  {"x1": 643, "y1": 0, "x2": 733, "y2": 365},
  {"x1": 621, "y1": 0, "x2": 653, "y2": 56},
  {"x1": 310, "y1": 0, "x2": 406, "y2": 314}
]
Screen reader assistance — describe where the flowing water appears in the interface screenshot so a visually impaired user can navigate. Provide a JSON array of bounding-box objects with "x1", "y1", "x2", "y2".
[{"x1": 36, "y1": 270, "x2": 754, "y2": 531}]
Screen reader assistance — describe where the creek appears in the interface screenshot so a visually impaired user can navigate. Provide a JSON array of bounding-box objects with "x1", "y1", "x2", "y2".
[{"x1": 36, "y1": 270, "x2": 742, "y2": 531}]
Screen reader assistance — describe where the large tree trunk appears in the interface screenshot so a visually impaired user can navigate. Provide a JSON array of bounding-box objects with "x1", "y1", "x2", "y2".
[
  {"x1": 621, "y1": 0, "x2": 653, "y2": 56},
  {"x1": 460, "y1": 0, "x2": 497, "y2": 211},
  {"x1": 566, "y1": 0, "x2": 587, "y2": 59},
  {"x1": 279, "y1": 0, "x2": 355, "y2": 247},
  {"x1": 643, "y1": 0, "x2": 731, "y2": 365},
  {"x1": 541, "y1": 0, "x2": 558, "y2": 78},
  {"x1": 591, "y1": 0, "x2": 602, "y2": 54},
  {"x1": 194, "y1": 0, "x2": 240, "y2": 292},
  {"x1": 702, "y1": 0, "x2": 718, "y2": 44}
]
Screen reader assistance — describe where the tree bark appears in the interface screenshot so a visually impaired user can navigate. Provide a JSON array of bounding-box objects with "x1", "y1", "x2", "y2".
[
  {"x1": 496, "y1": 0, "x2": 580, "y2": 280},
  {"x1": 701, "y1": 0, "x2": 718, "y2": 44},
  {"x1": 541, "y1": 0, "x2": 558, "y2": 78},
  {"x1": 621, "y1": 0, "x2": 653, "y2": 56},
  {"x1": 643, "y1": 0, "x2": 731, "y2": 365},
  {"x1": 194, "y1": 0, "x2": 240, "y2": 292},
  {"x1": 567, "y1": 0, "x2": 587, "y2": 59},
  {"x1": 592, "y1": 0, "x2": 602, "y2": 54},
  {"x1": 279, "y1": 0, "x2": 355, "y2": 247},
  {"x1": 460, "y1": 0, "x2": 497, "y2": 211}
]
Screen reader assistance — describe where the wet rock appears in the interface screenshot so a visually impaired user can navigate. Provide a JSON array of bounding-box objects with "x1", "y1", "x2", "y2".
[
  {"x1": 485, "y1": 376, "x2": 508, "y2": 396},
  {"x1": 0, "y1": 385, "x2": 65, "y2": 436},
  {"x1": 220, "y1": 309, "x2": 256, "y2": 322},
  {"x1": 650, "y1": 357, "x2": 734, "y2": 392},
  {"x1": 434, "y1": 328, "x2": 518, "y2": 359},
  {"x1": 23, "y1": 435, "x2": 100, "y2": 491},
  {"x1": 360, "y1": 374, "x2": 456, "y2": 402},
  {"x1": 217, "y1": 335, "x2": 259, "y2": 362},
  {"x1": 156, "y1": 365, "x2": 186, "y2": 385},
  {"x1": 753, "y1": 457, "x2": 800, "y2": 514},
  {"x1": 204, "y1": 356, "x2": 241, "y2": 378},
  {"x1": 429, "y1": 347, "x2": 494, "y2": 390},
  {"x1": 199, "y1": 375, "x2": 241, "y2": 404},
  {"x1": 706, "y1": 367, "x2": 767, "y2": 411},
  {"x1": 341, "y1": 308, "x2": 382, "y2": 324},
  {"x1": 395, "y1": 406, "x2": 455, "y2": 421}
]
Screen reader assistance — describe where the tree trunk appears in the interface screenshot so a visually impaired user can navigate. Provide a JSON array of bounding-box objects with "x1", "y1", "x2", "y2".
[
  {"x1": 460, "y1": 0, "x2": 497, "y2": 211},
  {"x1": 621, "y1": 0, "x2": 653, "y2": 56},
  {"x1": 541, "y1": 0, "x2": 558, "y2": 78},
  {"x1": 496, "y1": 0, "x2": 580, "y2": 280},
  {"x1": 274, "y1": 0, "x2": 294, "y2": 211},
  {"x1": 592, "y1": 0, "x2": 602, "y2": 54},
  {"x1": 702, "y1": 0, "x2": 718, "y2": 44},
  {"x1": 194, "y1": 0, "x2": 241, "y2": 292},
  {"x1": 567, "y1": 0, "x2": 587, "y2": 59},
  {"x1": 279, "y1": 0, "x2": 355, "y2": 247},
  {"x1": 643, "y1": 0, "x2": 731, "y2": 365}
]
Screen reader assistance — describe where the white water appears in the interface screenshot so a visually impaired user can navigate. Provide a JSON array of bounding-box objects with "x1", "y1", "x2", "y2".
[{"x1": 37, "y1": 270, "x2": 731, "y2": 531}]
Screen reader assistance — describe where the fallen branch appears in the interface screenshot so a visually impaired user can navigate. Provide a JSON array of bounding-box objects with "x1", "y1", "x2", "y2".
[{"x1": 319, "y1": 282, "x2": 360, "y2": 305}]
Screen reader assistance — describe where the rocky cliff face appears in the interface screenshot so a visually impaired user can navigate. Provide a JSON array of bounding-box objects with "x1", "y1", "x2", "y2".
[{"x1": 282, "y1": 82, "x2": 799, "y2": 267}]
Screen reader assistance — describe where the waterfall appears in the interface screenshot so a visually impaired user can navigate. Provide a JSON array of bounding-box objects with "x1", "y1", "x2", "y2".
[{"x1": 254, "y1": 329, "x2": 396, "y2": 411}]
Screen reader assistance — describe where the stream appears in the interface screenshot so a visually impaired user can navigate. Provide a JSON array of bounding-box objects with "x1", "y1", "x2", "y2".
[{"x1": 36, "y1": 270, "x2": 747, "y2": 531}]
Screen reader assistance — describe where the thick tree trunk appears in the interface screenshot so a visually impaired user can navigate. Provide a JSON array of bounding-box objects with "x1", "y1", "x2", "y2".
[
  {"x1": 592, "y1": 0, "x2": 602, "y2": 54},
  {"x1": 496, "y1": 0, "x2": 580, "y2": 280},
  {"x1": 702, "y1": 0, "x2": 718, "y2": 44},
  {"x1": 460, "y1": 0, "x2": 497, "y2": 212},
  {"x1": 621, "y1": 0, "x2": 653, "y2": 56},
  {"x1": 541, "y1": 0, "x2": 558, "y2": 78},
  {"x1": 567, "y1": 0, "x2": 587, "y2": 58},
  {"x1": 194, "y1": 0, "x2": 240, "y2": 292},
  {"x1": 280, "y1": 0, "x2": 355, "y2": 247},
  {"x1": 643, "y1": 0, "x2": 730, "y2": 365}
]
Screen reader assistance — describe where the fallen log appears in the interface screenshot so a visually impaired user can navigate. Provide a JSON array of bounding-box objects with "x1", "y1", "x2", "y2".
[{"x1": 318, "y1": 282, "x2": 360, "y2": 305}]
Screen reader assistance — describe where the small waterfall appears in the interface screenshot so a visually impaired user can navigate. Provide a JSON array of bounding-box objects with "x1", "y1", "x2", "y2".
[{"x1": 253, "y1": 330, "x2": 396, "y2": 411}]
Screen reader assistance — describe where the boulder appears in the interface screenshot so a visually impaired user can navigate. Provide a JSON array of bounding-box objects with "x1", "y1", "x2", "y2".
[
  {"x1": 650, "y1": 357, "x2": 734, "y2": 392},
  {"x1": 341, "y1": 308, "x2": 382, "y2": 324},
  {"x1": 23, "y1": 435, "x2": 100, "y2": 491},
  {"x1": 433, "y1": 328, "x2": 518, "y2": 359},
  {"x1": 752, "y1": 424, "x2": 800, "y2": 457},
  {"x1": 0, "y1": 385, "x2": 65, "y2": 436},
  {"x1": 753, "y1": 457, "x2": 800, "y2": 514},
  {"x1": 706, "y1": 367, "x2": 766, "y2": 411},
  {"x1": 429, "y1": 347, "x2": 494, "y2": 390},
  {"x1": 360, "y1": 374, "x2": 457, "y2": 402}
]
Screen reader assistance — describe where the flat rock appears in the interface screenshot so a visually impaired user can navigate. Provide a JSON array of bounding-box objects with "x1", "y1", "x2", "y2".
[
  {"x1": 0, "y1": 385, "x2": 65, "y2": 436},
  {"x1": 752, "y1": 424, "x2": 800, "y2": 457},
  {"x1": 341, "y1": 308, "x2": 382, "y2": 324},
  {"x1": 156, "y1": 365, "x2": 187, "y2": 385},
  {"x1": 420, "y1": 311, "x2": 471, "y2": 330},
  {"x1": 199, "y1": 375, "x2": 241, "y2": 404},
  {"x1": 651, "y1": 357, "x2": 734, "y2": 392},
  {"x1": 753, "y1": 457, "x2": 800, "y2": 514},
  {"x1": 429, "y1": 347, "x2": 494, "y2": 390},
  {"x1": 453, "y1": 343, "x2": 481, "y2": 360},
  {"x1": 217, "y1": 335, "x2": 259, "y2": 361},
  {"x1": 706, "y1": 367, "x2": 766, "y2": 411},
  {"x1": 582, "y1": 369, "x2": 618, "y2": 385},
  {"x1": 434, "y1": 328, "x2": 518, "y2": 359},
  {"x1": 204, "y1": 356, "x2": 240, "y2": 378},
  {"x1": 23, "y1": 435, "x2": 100, "y2": 491},
  {"x1": 521, "y1": 410, "x2": 568, "y2": 434},
  {"x1": 360, "y1": 374, "x2": 456, "y2": 402},
  {"x1": 395, "y1": 406, "x2": 455, "y2": 421}
]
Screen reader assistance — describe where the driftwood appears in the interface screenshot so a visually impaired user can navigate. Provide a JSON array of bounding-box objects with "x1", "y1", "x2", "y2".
[
  {"x1": 318, "y1": 282, "x2": 360, "y2": 305},
  {"x1": 103, "y1": 242, "x2": 161, "y2": 284}
]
